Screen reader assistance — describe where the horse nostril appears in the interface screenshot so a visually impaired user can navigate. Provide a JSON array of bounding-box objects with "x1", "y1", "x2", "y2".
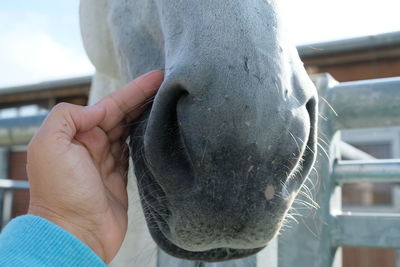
[
  {"x1": 281, "y1": 96, "x2": 318, "y2": 194},
  {"x1": 305, "y1": 97, "x2": 317, "y2": 153},
  {"x1": 143, "y1": 83, "x2": 194, "y2": 192},
  {"x1": 302, "y1": 97, "x2": 318, "y2": 174},
  {"x1": 305, "y1": 97, "x2": 317, "y2": 123},
  {"x1": 160, "y1": 92, "x2": 192, "y2": 169}
]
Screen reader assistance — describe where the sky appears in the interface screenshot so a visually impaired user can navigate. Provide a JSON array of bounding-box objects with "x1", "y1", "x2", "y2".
[{"x1": 0, "y1": 0, "x2": 399, "y2": 88}]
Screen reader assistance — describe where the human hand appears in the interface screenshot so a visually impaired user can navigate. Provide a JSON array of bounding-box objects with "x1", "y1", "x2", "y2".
[{"x1": 27, "y1": 70, "x2": 164, "y2": 263}]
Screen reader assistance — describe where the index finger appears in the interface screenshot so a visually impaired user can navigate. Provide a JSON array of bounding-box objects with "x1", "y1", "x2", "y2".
[{"x1": 95, "y1": 70, "x2": 164, "y2": 132}]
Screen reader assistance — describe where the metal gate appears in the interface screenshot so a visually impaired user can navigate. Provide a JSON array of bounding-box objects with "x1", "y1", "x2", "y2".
[{"x1": 279, "y1": 73, "x2": 400, "y2": 267}]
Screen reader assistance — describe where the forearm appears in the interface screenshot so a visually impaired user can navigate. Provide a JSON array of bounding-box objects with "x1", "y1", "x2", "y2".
[{"x1": 0, "y1": 215, "x2": 106, "y2": 267}]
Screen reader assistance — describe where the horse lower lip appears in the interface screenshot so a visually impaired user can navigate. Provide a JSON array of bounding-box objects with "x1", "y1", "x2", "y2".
[{"x1": 145, "y1": 207, "x2": 264, "y2": 261}]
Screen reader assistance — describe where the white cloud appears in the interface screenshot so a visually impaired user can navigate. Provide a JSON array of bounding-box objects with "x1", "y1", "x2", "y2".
[
  {"x1": 0, "y1": 12, "x2": 94, "y2": 88},
  {"x1": 282, "y1": 0, "x2": 400, "y2": 44}
]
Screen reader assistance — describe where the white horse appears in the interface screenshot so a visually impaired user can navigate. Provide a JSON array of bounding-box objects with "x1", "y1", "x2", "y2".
[{"x1": 80, "y1": 0, "x2": 317, "y2": 265}]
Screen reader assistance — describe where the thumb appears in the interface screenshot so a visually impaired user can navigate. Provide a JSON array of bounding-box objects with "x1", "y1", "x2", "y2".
[
  {"x1": 39, "y1": 103, "x2": 106, "y2": 140},
  {"x1": 72, "y1": 105, "x2": 107, "y2": 133}
]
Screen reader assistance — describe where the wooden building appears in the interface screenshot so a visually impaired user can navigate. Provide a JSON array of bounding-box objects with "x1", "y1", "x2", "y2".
[{"x1": 299, "y1": 31, "x2": 400, "y2": 81}]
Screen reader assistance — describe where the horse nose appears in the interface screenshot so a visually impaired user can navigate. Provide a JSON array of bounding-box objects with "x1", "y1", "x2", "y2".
[
  {"x1": 143, "y1": 65, "x2": 235, "y2": 193},
  {"x1": 142, "y1": 64, "x2": 314, "y2": 195},
  {"x1": 143, "y1": 76, "x2": 196, "y2": 192}
]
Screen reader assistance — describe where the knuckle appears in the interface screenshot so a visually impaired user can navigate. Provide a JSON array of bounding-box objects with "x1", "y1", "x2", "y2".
[{"x1": 52, "y1": 102, "x2": 71, "y2": 112}]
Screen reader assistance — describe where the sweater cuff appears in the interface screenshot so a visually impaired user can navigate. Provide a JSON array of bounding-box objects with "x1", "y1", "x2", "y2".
[{"x1": 0, "y1": 215, "x2": 106, "y2": 267}]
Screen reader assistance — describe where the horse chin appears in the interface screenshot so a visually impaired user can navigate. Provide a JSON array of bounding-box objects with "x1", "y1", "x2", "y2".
[{"x1": 145, "y1": 208, "x2": 265, "y2": 262}]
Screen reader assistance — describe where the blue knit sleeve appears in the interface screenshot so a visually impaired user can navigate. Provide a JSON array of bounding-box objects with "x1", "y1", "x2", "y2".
[{"x1": 0, "y1": 215, "x2": 106, "y2": 267}]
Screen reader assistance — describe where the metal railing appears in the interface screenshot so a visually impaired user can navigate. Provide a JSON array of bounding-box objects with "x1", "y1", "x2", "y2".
[
  {"x1": 0, "y1": 179, "x2": 29, "y2": 229},
  {"x1": 279, "y1": 74, "x2": 400, "y2": 267},
  {"x1": 0, "y1": 179, "x2": 29, "y2": 190},
  {"x1": 0, "y1": 115, "x2": 45, "y2": 146},
  {"x1": 0, "y1": 114, "x2": 37, "y2": 229}
]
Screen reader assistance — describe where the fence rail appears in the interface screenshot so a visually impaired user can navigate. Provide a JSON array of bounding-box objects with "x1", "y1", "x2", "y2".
[
  {"x1": 332, "y1": 213, "x2": 400, "y2": 249},
  {"x1": 333, "y1": 159, "x2": 400, "y2": 184},
  {"x1": 0, "y1": 115, "x2": 45, "y2": 146},
  {"x1": 327, "y1": 77, "x2": 400, "y2": 130},
  {"x1": 0, "y1": 179, "x2": 29, "y2": 190}
]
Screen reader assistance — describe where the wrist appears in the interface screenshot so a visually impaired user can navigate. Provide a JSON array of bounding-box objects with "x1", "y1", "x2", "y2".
[{"x1": 28, "y1": 204, "x2": 106, "y2": 262}]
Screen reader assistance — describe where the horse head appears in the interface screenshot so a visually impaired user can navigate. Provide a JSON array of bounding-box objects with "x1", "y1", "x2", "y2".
[{"x1": 80, "y1": 0, "x2": 317, "y2": 262}]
